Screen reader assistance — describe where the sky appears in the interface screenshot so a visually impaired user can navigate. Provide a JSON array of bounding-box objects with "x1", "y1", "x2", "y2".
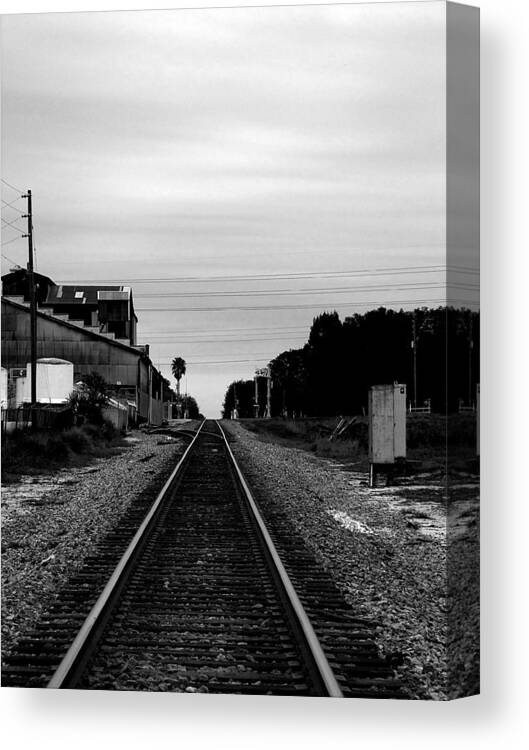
[{"x1": 0, "y1": 2, "x2": 476, "y2": 416}]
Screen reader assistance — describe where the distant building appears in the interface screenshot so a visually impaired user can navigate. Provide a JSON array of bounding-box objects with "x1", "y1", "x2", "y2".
[
  {"x1": 1, "y1": 269, "x2": 137, "y2": 346},
  {"x1": 1, "y1": 270, "x2": 174, "y2": 425}
]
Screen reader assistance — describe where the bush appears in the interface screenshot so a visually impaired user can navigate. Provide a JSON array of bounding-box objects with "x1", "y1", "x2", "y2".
[
  {"x1": 1, "y1": 421, "x2": 125, "y2": 480},
  {"x1": 68, "y1": 372, "x2": 109, "y2": 425},
  {"x1": 2, "y1": 431, "x2": 71, "y2": 465},
  {"x1": 63, "y1": 427, "x2": 91, "y2": 454},
  {"x1": 242, "y1": 412, "x2": 476, "y2": 465},
  {"x1": 407, "y1": 413, "x2": 476, "y2": 450},
  {"x1": 45, "y1": 433, "x2": 70, "y2": 461},
  {"x1": 100, "y1": 420, "x2": 116, "y2": 441},
  {"x1": 80, "y1": 422, "x2": 101, "y2": 441}
]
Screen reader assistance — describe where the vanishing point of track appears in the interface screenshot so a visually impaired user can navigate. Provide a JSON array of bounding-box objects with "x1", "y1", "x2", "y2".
[{"x1": 2, "y1": 420, "x2": 403, "y2": 697}]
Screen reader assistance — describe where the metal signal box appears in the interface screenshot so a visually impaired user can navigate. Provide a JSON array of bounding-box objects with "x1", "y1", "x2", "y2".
[{"x1": 368, "y1": 383, "x2": 407, "y2": 464}]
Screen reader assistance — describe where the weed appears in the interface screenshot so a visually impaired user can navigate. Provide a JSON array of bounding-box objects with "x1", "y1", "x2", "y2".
[
  {"x1": 1, "y1": 423, "x2": 127, "y2": 481},
  {"x1": 240, "y1": 412, "x2": 476, "y2": 466},
  {"x1": 63, "y1": 427, "x2": 91, "y2": 454}
]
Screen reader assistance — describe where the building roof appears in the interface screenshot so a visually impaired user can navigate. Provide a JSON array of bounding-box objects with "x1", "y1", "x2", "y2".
[
  {"x1": 2, "y1": 269, "x2": 55, "y2": 286},
  {"x1": 2, "y1": 295, "x2": 143, "y2": 358},
  {"x1": 45, "y1": 285, "x2": 130, "y2": 305},
  {"x1": 2, "y1": 271, "x2": 137, "y2": 321},
  {"x1": 1, "y1": 269, "x2": 56, "y2": 304}
]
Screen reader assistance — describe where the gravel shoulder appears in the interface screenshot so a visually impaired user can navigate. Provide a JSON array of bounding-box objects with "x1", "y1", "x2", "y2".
[
  {"x1": 223, "y1": 420, "x2": 479, "y2": 700},
  {"x1": 1, "y1": 429, "x2": 188, "y2": 658}
]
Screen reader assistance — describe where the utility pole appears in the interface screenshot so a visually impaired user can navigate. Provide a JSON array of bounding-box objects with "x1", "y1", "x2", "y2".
[
  {"x1": 254, "y1": 367, "x2": 271, "y2": 417},
  {"x1": 22, "y1": 190, "x2": 37, "y2": 412},
  {"x1": 468, "y1": 313, "x2": 473, "y2": 406},
  {"x1": 232, "y1": 382, "x2": 238, "y2": 419},
  {"x1": 265, "y1": 368, "x2": 272, "y2": 419},
  {"x1": 254, "y1": 374, "x2": 259, "y2": 417},
  {"x1": 411, "y1": 312, "x2": 417, "y2": 409}
]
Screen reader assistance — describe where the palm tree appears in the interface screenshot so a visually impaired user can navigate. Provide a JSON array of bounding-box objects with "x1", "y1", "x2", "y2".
[{"x1": 171, "y1": 356, "x2": 186, "y2": 397}]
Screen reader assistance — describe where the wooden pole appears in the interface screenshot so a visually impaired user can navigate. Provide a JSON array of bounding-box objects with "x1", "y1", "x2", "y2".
[{"x1": 23, "y1": 190, "x2": 37, "y2": 413}]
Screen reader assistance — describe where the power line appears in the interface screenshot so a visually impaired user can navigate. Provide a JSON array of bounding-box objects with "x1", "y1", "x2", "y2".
[
  {"x1": 55, "y1": 264, "x2": 478, "y2": 286},
  {"x1": 51, "y1": 243, "x2": 449, "y2": 265},
  {"x1": 156, "y1": 357, "x2": 273, "y2": 366},
  {"x1": 140, "y1": 324, "x2": 309, "y2": 335},
  {"x1": 134, "y1": 284, "x2": 447, "y2": 299},
  {"x1": 1, "y1": 198, "x2": 25, "y2": 214},
  {"x1": 139, "y1": 310, "x2": 480, "y2": 336},
  {"x1": 1, "y1": 235, "x2": 24, "y2": 248},
  {"x1": 1, "y1": 252, "x2": 22, "y2": 267},
  {"x1": 73, "y1": 265, "x2": 449, "y2": 283},
  {"x1": 139, "y1": 326, "x2": 310, "y2": 339},
  {"x1": 146, "y1": 331, "x2": 308, "y2": 339},
  {"x1": 1, "y1": 178, "x2": 23, "y2": 195},
  {"x1": 133, "y1": 282, "x2": 478, "y2": 299},
  {"x1": 136, "y1": 297, "x2": 475, "y2": 313},
  {"x1": 1, "y1": 216, "x2": 25, "y2": 232},
  {"x1": 147, "y1": 335, "x2": 308, "y2": 344},
  {"x1": 159, "y1": 350, "x2": 286, "y2": 359}
]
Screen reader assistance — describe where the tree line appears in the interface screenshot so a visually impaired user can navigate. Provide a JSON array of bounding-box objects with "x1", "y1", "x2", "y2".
[{"x1": 221, "y1": 306, "x2": 479, "y2": 418}]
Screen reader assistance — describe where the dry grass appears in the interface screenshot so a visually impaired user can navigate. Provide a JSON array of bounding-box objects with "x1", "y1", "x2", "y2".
[
  {"x1": 239, "y1": 413, "x2": 477, "y2": 468},
  {"x1": 1, "y1": 423, "x2": 127, "y2": 482}
]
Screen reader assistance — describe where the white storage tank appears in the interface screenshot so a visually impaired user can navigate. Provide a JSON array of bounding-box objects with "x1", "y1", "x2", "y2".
[
  {"x1": 23, "y1": 358, "x2": 74, "y2": 404},
  {"x1": 1, "y1": 367, "x2": 8, "y2": 407}
]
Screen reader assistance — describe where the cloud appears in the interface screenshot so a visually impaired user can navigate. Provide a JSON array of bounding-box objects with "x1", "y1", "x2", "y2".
[{"x1": 1, "y1": 2, "x2": 448, "y2": 415}]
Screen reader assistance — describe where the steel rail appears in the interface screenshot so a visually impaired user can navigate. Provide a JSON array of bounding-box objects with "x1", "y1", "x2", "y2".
[
  {"x1": 216, "y1": 421, "x2": 344, "y2": 698},
  {"x1": 47, "y1": 419, "x2": 207, "y2": 689}
]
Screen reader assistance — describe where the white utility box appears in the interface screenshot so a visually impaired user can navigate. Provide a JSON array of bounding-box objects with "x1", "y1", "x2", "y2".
[
  {"x1": 476, "y1": 383, "x2": 480, "y2": 457},
  {"x1": 368, "y1": 383, "x2": 407, "y2": 465}
]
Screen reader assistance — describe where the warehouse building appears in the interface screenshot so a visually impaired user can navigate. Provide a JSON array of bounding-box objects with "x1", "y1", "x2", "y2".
[
  {"x1": 1, "y1": 270, "x2": 174, "y2": 425},
  {"x1": 2, "y1": 268, "x2": 137, "y2": 345}
]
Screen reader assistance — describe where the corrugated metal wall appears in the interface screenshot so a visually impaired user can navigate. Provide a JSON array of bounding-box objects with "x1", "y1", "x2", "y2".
[{"x1": 1, "y1": 300, "x2": 166, "y2": 425}]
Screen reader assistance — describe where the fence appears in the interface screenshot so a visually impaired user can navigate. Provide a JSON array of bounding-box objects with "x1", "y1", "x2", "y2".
[
  {"x1": 1, "y1": 404, "x2": 74, "y2": 435},
  {"x1": 408, "y1": 399, "x2": 431, "y2": 414},
  {"x1": 33, "y1": 405, "x2": 74, "y2": 431},
  {"x1": 102, "y1": 398, "x2": 129, "y2": 431},
  {"x1": 1, "y1": 405, "x2": 32, "y2": 434}
]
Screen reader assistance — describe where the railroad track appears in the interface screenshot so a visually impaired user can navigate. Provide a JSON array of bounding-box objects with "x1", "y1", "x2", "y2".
[{"x1": 2, "y1": 420, "x2": 402, "y2": 697}]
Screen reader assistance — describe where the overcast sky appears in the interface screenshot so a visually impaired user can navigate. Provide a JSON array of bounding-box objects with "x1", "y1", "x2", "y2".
[{"x1": 1, "y1": 2, "x2": 474, "y2": 416}]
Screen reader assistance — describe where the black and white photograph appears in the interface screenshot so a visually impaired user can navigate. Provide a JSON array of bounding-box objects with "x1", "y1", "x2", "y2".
[{"x1": 1, "y1": 1, "x2": 479, "y2": 701}]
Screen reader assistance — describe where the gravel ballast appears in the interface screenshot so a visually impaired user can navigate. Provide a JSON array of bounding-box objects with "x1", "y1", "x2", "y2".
[
  {"x1": 1, "y1": 430, "x2": 188, "y2": 659},
  {"x1": 2, "y1": 420, "x2": 478, "y2": 699},
  {"x1": 223, "y1": 421, "x2": 479, "y2": 700}
]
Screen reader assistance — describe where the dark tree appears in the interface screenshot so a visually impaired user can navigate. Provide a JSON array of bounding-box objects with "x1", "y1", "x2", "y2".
[
  {"x1": 174, "y1": 394, "x2": 200, "y2": 419},
  {"x1": 221, "y1": 379, "x2": 255, "y2": 418},
  {"x1": 224, "y1": 306, "x2": 479, "y2": 418},
  {"x1": 270, "y1": 348, "x2": 309, "y2": 417},
  {"x1": 171, "y1": 356, "x2": 186, "y2": 397}
]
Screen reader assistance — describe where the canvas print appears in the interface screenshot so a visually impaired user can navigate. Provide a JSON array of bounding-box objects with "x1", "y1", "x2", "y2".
[{"x1": 1, "y1": 2, "x2": 479, "y2": 699}]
